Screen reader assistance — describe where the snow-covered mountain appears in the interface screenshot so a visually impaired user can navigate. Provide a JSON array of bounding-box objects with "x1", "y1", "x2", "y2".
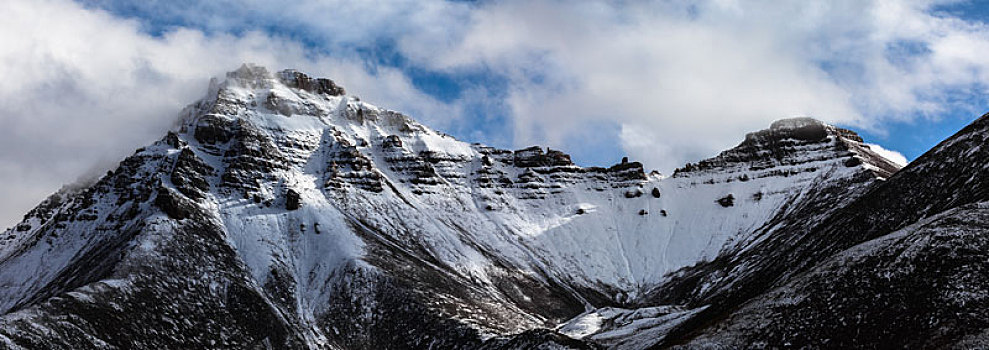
[
  {"x1": 657, "y1": 111, "x2": 989, "y2": 348},
  {"x1": 3, "y1": 64, "x2": 971, "y2": 349}
]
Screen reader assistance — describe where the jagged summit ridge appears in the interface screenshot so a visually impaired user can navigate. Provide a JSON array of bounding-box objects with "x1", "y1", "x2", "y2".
[
  {"x1": 765, "y1": 116, "x2": 860, "y2": 142},
  {"x1": 760, "y1": 116, "x2": 865, "y2": 144},
  {"x1": 0, "y1": 65, "x2": 911, "y2": 349},
  {"x1": 181, "y1": 64, "x2": 646, "y2": 198},
  {"x1": 220, "y1": 63, "x2": 346, "y2": 96},
  {"x1": 674, "y1": 117, "x2": 900, "y2": 181}
]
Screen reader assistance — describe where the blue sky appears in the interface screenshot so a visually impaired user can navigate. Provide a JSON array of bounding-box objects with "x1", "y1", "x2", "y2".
[
  {"x1": 853, "y1": 0, "x2": 989, "y2": 160},
  {"x1": 4, "y1": 0, "x2": 989, "y2": 227}
]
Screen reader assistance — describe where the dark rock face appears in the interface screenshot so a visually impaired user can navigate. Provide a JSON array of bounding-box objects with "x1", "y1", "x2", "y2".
[
  {"x1": 606, "y1": 161, "x2": 647, "y2": 182},
  {"x1": 716, "y1": 194, "x2": 734, "y2": 207},
  {"x1": 164, "y1": 131, "x2": 185, "y2": 149},
  {"x1": 220, "y1": 119, "x2": 290, "y2": 194},
  {"x1": 326, "y1": 143, "x2": 385, "y2": 193},
  {"x1": 317, "y1": 265, "x2": 485, "y2": 350},
  {"x1": 277, "y1": 69, "x2": 345, "y2": 96},
  {"x1": 513, "y1": 146, "x2": 574, "y2": 168},
  {"x1": 381, "y1": 135, "x2": 403, "y2": 148},
  {"x1": 154, "y1": 188, "x2": 191, "y2": 220},
  {"x1": 12, "y1": 192, "x2": 67, "y2": 233},
  {"x1": 285, "y1": 189, "x2": 301, "y2": 210},
  {"x1": 480, "y1": 329, "x2": 597, "y2": 350},
  {"x1": 767, "y1": 117, "x2": 831, "y2": 141},
  {"x1": 380, "y1": 148, "x2": 470, "y2": 194},
  {"x1": 193, "y1": 115, "x2": 234, "y2": 145},
  {"x1": 170, "y1": 148, "x2": 214, "y2": 200}
]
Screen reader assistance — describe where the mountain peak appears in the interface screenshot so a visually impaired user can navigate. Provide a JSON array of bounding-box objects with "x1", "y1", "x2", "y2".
[
  {"x1": 769, "y1": 116, "x2": 824, "y2": 130},
  {"x1": 674, "y1": 117, "x2": 900, "y2": 180},
  {"x1": 747, "y1": 117, "x2": 863, "y2": 143},
  {"x1": 220, "y1": 64, "x2": 347, "y2": 97},
  {"x1": 276, "y1": 69, "x2": 346, "y2": 96},
  {"x1": 224, "y1": 63, "x2": 274, "y2": 88}
]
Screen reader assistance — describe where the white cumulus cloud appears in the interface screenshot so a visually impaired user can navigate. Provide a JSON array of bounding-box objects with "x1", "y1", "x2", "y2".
[
  {"x1": 398, "y1": 0, "x2": 989, "y2": 171},
  {"x1": 866, "y1": 143, "x2": 910, "y2": 166}
]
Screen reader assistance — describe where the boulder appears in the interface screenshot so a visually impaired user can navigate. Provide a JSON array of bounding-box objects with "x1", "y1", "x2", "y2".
[
  {"x1": 286, "y1": 189, "x2": 301, "y2": 211},
  {"x1": 717, "y1": 194, "x2": 735, "y2": 207}
]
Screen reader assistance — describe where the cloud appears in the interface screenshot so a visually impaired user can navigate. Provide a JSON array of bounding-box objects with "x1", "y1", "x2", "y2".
[
  {"x1": 0, "y1": 0, "x2": 461, "y2": 229},
  {"x1": 396, "y1": 0, "x2": 989, "y2": 171},
  {"x1": 448, "y1": 1, "x2": 865, "y2": 169},
  {"x1": 76, "y1": 1, "x2": 989, "y2": 169},
  {"x1": 865, "y1": 143, "x2": 910, "y2": 166}
]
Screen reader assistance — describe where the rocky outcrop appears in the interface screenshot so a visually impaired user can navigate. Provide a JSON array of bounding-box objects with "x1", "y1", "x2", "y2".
[
  {"x1": 192, "y1": 115, "x2": 234, "y2": 146},
  {"x1": 277, "y1": 69, "x2": 345, "y2": 96},
  {"x1": 285, "y1": 189, "x2": 301, "y2": 210},
  {"x1": 513, "y1": 146, "x2": 574, "y2": 168},
  {"x1": 673, "y1": 117, "x2": 901, "y2": 181},
  {"x1": 325, "y1": 142, "x2": 385, "y2": 193},
  {"x1": 170, "y1": 148, "x2": 214, "y2": 200},
  {"x1": 220, "y1": 120, "x2": 290, "y2": 194}
]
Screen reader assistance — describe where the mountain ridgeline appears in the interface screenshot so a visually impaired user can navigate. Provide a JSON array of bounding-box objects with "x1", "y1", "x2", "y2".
[{"x1": 0, "y1": 65, "x2": 986, "y2": 349}]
